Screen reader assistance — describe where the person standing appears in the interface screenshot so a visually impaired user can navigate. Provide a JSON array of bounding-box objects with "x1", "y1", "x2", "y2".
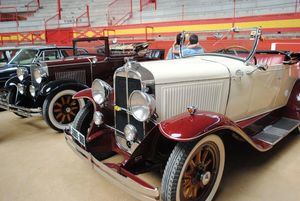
[{"x1": 182, "y1": 34, "x2": 204, "y2": 57}]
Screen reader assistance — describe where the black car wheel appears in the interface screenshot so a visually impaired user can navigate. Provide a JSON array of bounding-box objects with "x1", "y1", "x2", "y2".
[
  {"x1": 72, "y1": 101, "x2": 115, "y2": 160},
  {"x1": 42, "y1": 89, "x2": 85, "y2": 132},
  {"x1": 161, "y1": 134, "x2": 225, "y2": 201}
]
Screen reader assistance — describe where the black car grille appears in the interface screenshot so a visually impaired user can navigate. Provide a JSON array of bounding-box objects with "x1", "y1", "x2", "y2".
[{"x1": 115, "y1": 76, "x2": 144, "y2": 140}]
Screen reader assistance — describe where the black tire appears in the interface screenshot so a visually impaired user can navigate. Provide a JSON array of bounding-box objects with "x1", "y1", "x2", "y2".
[
  {"x1": 7, "y1": 88, "x2": 27, "y2": 118},
  {"x1": 42, "y1": 88, "x2": 85, "y2": 132},
  {"x1": 161, "y1": 134, "x2": 225, "y2": 201},
  {"x1": 72, "y1": 101, "x2": 115, "y2": 160}
]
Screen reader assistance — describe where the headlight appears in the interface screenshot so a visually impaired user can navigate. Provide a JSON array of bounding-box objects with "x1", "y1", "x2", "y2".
[
  {"x1": 33, "y1": 62, "x2": 48, "y2": 84},
  {"x1": 33, "y1": 69, "x2": 44, "y2": 84},
  {"x1": 129, "y1": 90, "x2": 155, "y2": 122},
  {"x1": 17, "y1": 83, "x2": 24, "y2": 94},
  {"x1": 124, "y1": 124, "x2": 137, "y2": 141},
  {"x1": 92, "y1": 79, "x2": 112, "y2": 105},
  {"x1": 17, "y1": 67, "x2": 28, "y2": 81},
  {"x1": 29, "y1": 85, "x2": 35, "y2": 97}
]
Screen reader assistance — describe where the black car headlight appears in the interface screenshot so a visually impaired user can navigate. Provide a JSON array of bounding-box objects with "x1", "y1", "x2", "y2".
[
  {"x1": 129, "y1": 90, "x2": 155, "y2": 122},
  {"x1": 17, "y1": 67, "x2": 28, "y2": 81},
  {"x1": 92, "y1": 79, "x2": 112, "y2": 105}
]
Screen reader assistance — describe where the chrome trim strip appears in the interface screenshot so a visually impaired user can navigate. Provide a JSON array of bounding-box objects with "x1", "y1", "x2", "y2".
[
  {"x1": 0, "y1": 98, "x2": 41, "y2": 117},
  {"x1": 64, "y1": 132, "x2": 160, "y2": 201}
]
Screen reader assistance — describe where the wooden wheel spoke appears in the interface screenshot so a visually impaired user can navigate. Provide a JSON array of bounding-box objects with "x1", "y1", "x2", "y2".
[
  {"x1": 71, "y1": 106, "x2": 79, "y2": 111},
  {"x1": 195, "y1": 152, "x2": 201, "y2": 165},
  {"x1": 54, "y1": 102, "x2": 63, "y2": 108},
  {"x1": 69, "y1": 111, "x2": 76, "y2": 117},
  {"x1": 55, "y1": 113, "x2": 63, "y2": 120},
  {"x1": 202, "y1": 149, "x2": 209, "y2": 163},
  {"x1": 53, "y1": 109, "x2": 62, "y2": 113},
  {"x1": 71, "y1": 100, "x2": 78, "y2": 106},
  {"x1": 204, "y1": 159, "x2": 212, "y2": 168},
  {"x1": 192, "y1": 184, "x2": 198, "y2": 198},
  {"x1": 60, "y1": 114, "x2": 66, "y2": 123},
  {"x1": 61, "y1": 97, "x2": 65, "y2": 105},
  {"x1": 66, "y1": 96, "x2": 71, "y2": 104},
  {"x1": 189, "y1": 159, "x2": 196, "y2": 169},
  {"x1": 66, "y1": 114, "x2": 71, "y2": 122}
]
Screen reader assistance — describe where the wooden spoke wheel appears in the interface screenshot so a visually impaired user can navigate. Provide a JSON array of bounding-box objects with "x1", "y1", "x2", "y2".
[
  {"x1": 179, "y1": 141, "x2": 219, "y2": 200},
  {"x1": 42, "y1": 89, "x2": 85, "y2": 132},
  {"x1": 161, "y1": 134, "x2": 225, "y2": 201},
  {"x1": 52, "y1": 95, "x2": 80, "y2": 124}
]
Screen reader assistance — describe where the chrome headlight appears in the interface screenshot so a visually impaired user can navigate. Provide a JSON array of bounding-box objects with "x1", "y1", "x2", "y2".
[
  {"x1": 33, "y1": 62, "x2": 48, "y2": 84},
  {"x1": 33, "y1": 69, "x2": 46, "y2": 84},
  {"x1": 17, "y1": 83, "x2": 24, "y2": 94},
  {"x1": 129, "y1": 90, "x2": 155, "y2": 122},
  {"x1": 29, "y1": 85, "x2": 35, "y2": 97},
  {"x1": 92, "y1": 79, "x2": 112, "y2": 105},
  {"x1": 17, "y1": 67, "x2": 28, "y2": 81},
  {"x1": 124, "y1": 124, "x2": 137, "y2": 141}
]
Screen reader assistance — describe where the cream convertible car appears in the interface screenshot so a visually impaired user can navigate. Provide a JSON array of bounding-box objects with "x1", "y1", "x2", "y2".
[{"x1": 65, "y1": 28, "x2": 300, "y2": 201}]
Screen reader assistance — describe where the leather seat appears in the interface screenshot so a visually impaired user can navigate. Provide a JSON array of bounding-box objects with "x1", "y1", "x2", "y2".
[{"x1": 255, "y1": 54, "x2": 285, "y2": 66}]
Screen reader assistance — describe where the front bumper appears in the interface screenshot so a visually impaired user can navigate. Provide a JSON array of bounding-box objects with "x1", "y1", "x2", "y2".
[
  {"x1": 64, "y1": 129, "x2": 160, "y2": 201},
  {"x1": 0, "y1": 94, "x2": 41, "y2": 117}
]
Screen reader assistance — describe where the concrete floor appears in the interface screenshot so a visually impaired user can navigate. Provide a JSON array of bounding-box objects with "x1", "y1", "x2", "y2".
[{"x1": 0, "y1": 111, "x2": 300, "y2": 201}]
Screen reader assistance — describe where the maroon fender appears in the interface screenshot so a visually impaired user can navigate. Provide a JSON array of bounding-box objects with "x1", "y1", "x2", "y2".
[
  {"x1": 158, "y1": 111, "x2": 237, "y2": 142},
  {"x1": 73, "y1": 88, "x2": 93, "y2": 102}
]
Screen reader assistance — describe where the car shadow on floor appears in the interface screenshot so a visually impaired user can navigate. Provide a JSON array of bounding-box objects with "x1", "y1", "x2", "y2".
[{"x1": 214, "y1": 130, "x2": 300, "y2": 201}]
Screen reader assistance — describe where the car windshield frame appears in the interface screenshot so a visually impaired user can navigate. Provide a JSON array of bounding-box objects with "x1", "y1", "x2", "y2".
[
  {"x1": 178, "y1": 27, "x2": 262, "y2": 64},
  {"x1": 8, "y1": 49, "x2": 38, "y2": 65}
]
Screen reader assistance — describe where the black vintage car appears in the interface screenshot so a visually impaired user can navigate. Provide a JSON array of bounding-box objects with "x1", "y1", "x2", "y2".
[
  {"x1": 0, "y1": 46, "x2": 74, "y2": 88},
  {"x1": 0, "y1": 37, "x2": 164, "y2": 132}
]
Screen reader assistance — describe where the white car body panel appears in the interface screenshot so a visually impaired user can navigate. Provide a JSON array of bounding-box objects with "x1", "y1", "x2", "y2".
[{"x1": 140, "y1": 54, "x2": 297, "y2": 122}]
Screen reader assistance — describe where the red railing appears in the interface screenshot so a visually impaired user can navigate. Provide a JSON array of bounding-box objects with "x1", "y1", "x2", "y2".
[
  {"x1": 140, "y1": 0, "x2": 156, "y2": 12},
  {"x1": 0, "y1": 6, "x2": 19, "y2": 26},
  {"x1": 107, "y1": 0, "x2": 132, "y2": 26},
  {"x1": 75, "y1": 5, "x2": 90, "y2": 27},
  {"x1": 25, "y1": 0, "x2": 40, "y2": 13},
  {"x1": 44, "y1": 13, "x2": 60, "y2": 30}
]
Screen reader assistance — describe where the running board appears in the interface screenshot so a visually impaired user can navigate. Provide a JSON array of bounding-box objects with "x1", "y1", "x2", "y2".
[{"x1": 253, "y1": 117, "x2": 300, "y2": 145}]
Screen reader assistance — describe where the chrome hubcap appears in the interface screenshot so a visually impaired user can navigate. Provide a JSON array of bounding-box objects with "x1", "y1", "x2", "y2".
[{"x1": 201, "y1": 171, "x2": 211, "y2": 186}]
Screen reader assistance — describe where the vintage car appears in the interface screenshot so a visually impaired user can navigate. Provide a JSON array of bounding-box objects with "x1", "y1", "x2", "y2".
[
  {"x1": 65, "y1": 27, "x2": 300, "y2": 201},
  {"x1": 0, "y1": 37, "x2": 164, "y2": 131},
  {"x1": 0, "y1": 45, "x2": 75, "y2": 88}
]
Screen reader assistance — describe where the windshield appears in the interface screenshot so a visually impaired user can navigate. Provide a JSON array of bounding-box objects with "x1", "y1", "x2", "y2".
[
  {"x1": 9, "y1": 49, "x2": 38, "y2": 65},
  {"x1": 175, "y1": 27, "x2": 261, "y2": 63}
]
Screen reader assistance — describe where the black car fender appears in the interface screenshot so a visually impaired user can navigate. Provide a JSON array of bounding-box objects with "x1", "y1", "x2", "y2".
[
  {"x1": 4, "y1": 76, "x2": 19, "y2": 90},
  {"x1": 40, "y1": 79, "x2": 89, "y2": 97}
]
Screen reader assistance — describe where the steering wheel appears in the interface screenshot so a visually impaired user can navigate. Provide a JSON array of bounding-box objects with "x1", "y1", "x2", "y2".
[{"x1": 220, "y1": 45, "x2": 257, "y2": 65}]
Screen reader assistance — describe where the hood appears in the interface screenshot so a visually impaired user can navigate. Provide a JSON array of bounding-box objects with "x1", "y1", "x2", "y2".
[{"x1": 139, "y1": 56, "x2": 230, "y2": 85}]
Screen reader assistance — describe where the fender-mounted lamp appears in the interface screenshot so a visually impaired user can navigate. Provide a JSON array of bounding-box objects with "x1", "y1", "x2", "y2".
[{"x1": 187, "y1": 106, "x2": 197, "y2": 115}]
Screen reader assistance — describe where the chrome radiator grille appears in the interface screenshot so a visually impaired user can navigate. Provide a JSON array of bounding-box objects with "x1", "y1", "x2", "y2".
[
  {"x1": 114, "y1": 76, "x2": 144, "y2": 140},
  {"x1": 55, "y1": 70, "x2": 86, "y2": 84}
]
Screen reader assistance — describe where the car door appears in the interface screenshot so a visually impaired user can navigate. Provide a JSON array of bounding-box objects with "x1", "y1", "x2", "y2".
[{"x1": 246, "y1": 55, "x2": 285, "y2": 117}]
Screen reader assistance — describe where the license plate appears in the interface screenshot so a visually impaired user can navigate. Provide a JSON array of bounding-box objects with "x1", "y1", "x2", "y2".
[{"x1": 70, "y1": 127, "x2": 86, "y2": 147}]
